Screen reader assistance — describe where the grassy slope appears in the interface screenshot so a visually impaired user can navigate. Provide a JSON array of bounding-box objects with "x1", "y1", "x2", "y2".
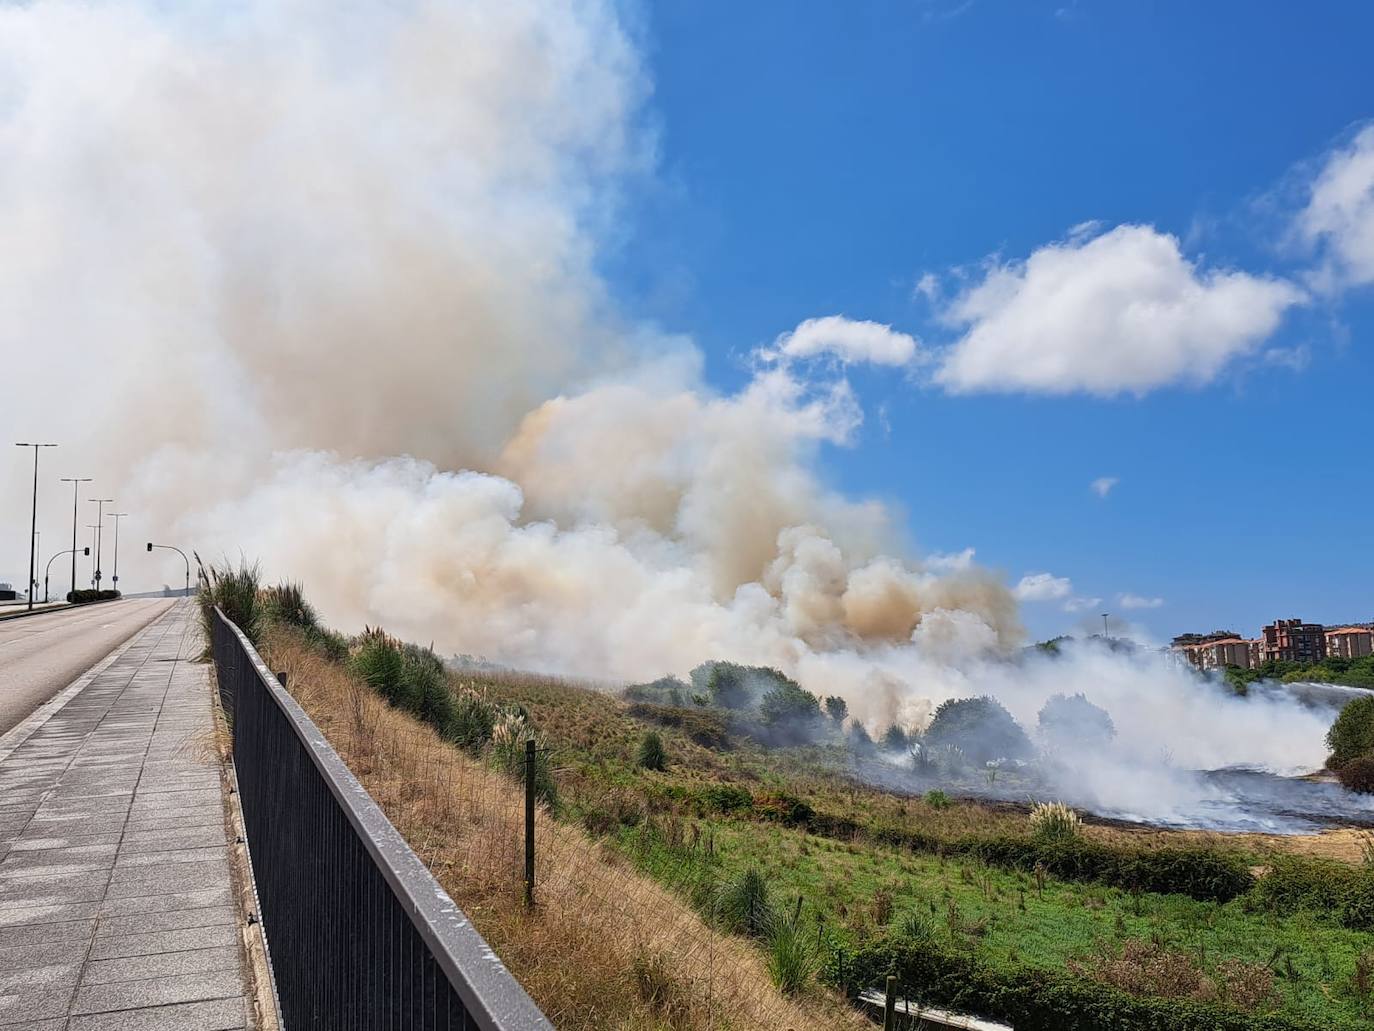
[{"x1": 482, "y1": 671, "x2": 1373, "y2": 1027}]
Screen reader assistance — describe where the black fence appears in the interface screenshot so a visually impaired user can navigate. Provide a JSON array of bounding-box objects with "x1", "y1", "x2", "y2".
[{"x1": 210, "y1": 608, "x2": 552, "y2": 1031}]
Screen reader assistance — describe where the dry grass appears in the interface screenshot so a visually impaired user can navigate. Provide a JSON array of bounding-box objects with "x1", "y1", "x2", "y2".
[{"x1": 266, "y1": 631, "x2": 863, "y2": 1031}]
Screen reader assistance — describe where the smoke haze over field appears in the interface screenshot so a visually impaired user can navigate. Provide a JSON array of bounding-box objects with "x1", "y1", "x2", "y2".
[{"x1": 0, "y1": 0, "x2": 1343, "y2": 824}]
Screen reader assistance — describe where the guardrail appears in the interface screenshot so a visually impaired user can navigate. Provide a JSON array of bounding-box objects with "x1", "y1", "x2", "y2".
[{"x1": 210, "y1": 608, "x2": 552, "y2": 1030}]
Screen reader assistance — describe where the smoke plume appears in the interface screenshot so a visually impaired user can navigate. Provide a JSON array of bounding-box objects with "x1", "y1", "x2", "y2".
[{"x1": 0, "y1": 0, "x2": 1343, "y2": 828}]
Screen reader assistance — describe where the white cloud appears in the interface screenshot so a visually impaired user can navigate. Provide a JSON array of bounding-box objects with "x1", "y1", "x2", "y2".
[
  {"x1": 933, "y1": 224, "x2": 1304, "y2": 395},
  {"x1": 1090, "y1": 476, "x2": 1119, "y2": 498},
  {"x1": 1296, "y1": 124, "x2": 1374, "y2": 290},
  {"x1": 1062, "y1": 595, "x2": 1103, "y2": 614},
  {"x1": 773, "y1": 315, "x2": 920, "y2": 367},
  {"x1": 927, "y1": 547, "x2": 976, "y2": 573},
  {"x1": 1013, "y1": 572, "x2": 1073, "y2": 602},
  {"x1": 1119, "y1": 593, "x2": 1165, "y2": 610}
]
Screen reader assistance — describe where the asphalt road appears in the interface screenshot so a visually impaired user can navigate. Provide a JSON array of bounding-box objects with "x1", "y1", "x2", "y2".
[{"x1": 0, "y1": 598, "x2": 176, "y2": 735}]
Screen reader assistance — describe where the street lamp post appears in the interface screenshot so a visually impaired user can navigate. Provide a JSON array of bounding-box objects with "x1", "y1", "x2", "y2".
[
  {"x1": 147, "y1": 542, "x2": 190, "y2": 597},
  {"x1": 44, "y1": 547, "x2": 88, "y2": 604},
  {"x1": 32, "y1": 531, "x2": 39, "y2": 601},
  {"x1": 15, "y1": 442, "x2": 57, "y2": 611},
  {"x1": 108, "y1": 514, "x2": 127, "y2": 595},
  {"x1": 60, "y1": 477, "x2": 92, "y2": 600},
  {"x1": 89, "y1": 498, "x2": 113, "y2": 591}
]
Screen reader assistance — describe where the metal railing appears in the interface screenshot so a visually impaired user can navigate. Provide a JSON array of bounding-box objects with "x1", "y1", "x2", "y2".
[{"x1": 210, "y1": 608, "x2": 552, "y2": 1030}]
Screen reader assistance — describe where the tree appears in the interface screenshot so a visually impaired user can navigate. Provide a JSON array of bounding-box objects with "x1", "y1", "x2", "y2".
[
  {"x1": 823, "y1": 695, "x2": 848, "y2": 723},
  {"x1": 923, "y1": 696, "x2": 1033, "y2": 765},
  {"x1": 1038, "y1": 693, "x2": 1115, "y2": 749},
  {"x1": 758, "y1": 677, "x2": 823, "y2": 745},
  {"x1": 881, "y1": 723, "x2": 909, "y2": 752},
  {"x1": 689, "y1": 661, "x2": 753, "y2": 709},
  {"x1": 637, "y1": 731, "x2": 667, "y2": 771},
  {"x1": 1327, "y1": 695, "x2": 1374, "y2": 770}
]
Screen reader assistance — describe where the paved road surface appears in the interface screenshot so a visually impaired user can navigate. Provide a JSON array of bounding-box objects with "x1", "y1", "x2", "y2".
[{"x1": 0, "y1": 601, "x2": 174, "y2": 736}]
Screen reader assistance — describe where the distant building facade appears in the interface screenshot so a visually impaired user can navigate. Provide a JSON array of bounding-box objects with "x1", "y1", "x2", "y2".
[
  {"x1": 1173, "y1": 636, "x2": 1262, "y2": 671},
  {"x1": 1327, "y1": 626, "x2": 1374, "y2": 660},
  {"x1": 1262, "y1": 618, "x2": 1327, "y2": 664}
]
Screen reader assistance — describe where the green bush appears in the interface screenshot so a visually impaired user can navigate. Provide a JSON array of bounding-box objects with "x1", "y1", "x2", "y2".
[
  {"x1": 1028, "y1": 801, "x2": 1081, "y2": 842},
  {"x1": 1327, "y1": 695, "x2": 1374, "y2": 769},
  {"x1": 1339, "y1": 756, "x2": 1374, "y2": 794},
  {"x1": 198, "y1": 559, "x2": 262, "y2": 647},
  {"x1": 694, "y1": 783, "x2": 754, "y2": 814},
  {"x1": 924, "y1": 696, "x2": 1033, "y2": 765},
  {"x1": 834, "y1": 935, "x2": 1345, "y2": 1031},
  {"x1": 489, "y1": 712, "x2": 557, "y2": 806},
  {"x1": 350, "y1": 628, "x2": 408, "y2": 707},
  {"x1": 626, "y1": 703, "x2": 731, "y2": 749},
  {"x1": 924, "y1": 789, "x2": 952, "y2": 810},
  {"x1": 766, "y1": 910, "x2": 818, "y2": 996},
  {"x1": 449, "y1": 688, "x2": 500, "y2": 753},
  {"x1": 638, "y1": 731, "x2": 667, "y2": 771},
  {"x1": 824, "y1": 695, "x2": 848, "y2": 723},
  {"x1": 1249, "y1": 855, "x2": 1374, "y2": 931},
  {"x1": 624, "y1": 676, "x2": 689, "y2": 706},
  {"x1": 261, "y1": 582, "x2": 317, "y2": 632},
  {"x1": 66, "y1": 589, "x2": 120, "y2": 604},
  {"x1": 715, "y1": 867, "x2": 775, "y2": 939},
  {"x1": 1038, "y1": 693, "x2": 1115, "y2": 748},
  {"x1": 757, "y1": 677, "x2": 823, "y2": 743},
  {"x1": 402, "y1": 643, "x2": 455, "y2": 730}
]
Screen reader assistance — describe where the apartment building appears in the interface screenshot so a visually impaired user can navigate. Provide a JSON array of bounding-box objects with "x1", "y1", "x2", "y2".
[
  {"x1": 1327, "y1": 626, "x2": 1374, "y2": 660},
  {"x1": 1261, "y1": 618, "x2": 1327, "y2": 664}
]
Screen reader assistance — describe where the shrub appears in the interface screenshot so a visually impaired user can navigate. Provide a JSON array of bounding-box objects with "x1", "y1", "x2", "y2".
[
  {"x1": 757, "y1": 677, "x2": 823, "y2": 743},
  {"x1": 350, "y1": 627, "x2": 408, "y2": 707},
  {"x1": 1250, "y1": 854, "x2": 1374, "y2": 930},
  {"x1": 626, "y1": 703, "x2": 731, "y2": 749},
  {"x1": 1038, "y1": 693, "x2": 1115, "y2": 748},
  {"x1": 834, "y1": 935, "x2": 1334, "y2": 1031},
  {"x1": 489, "y1": 712, "x2": 557, "y2": 805},
  {"x1": 894, "y1": 908, "x2": 935, "y2": 942},
  {"x1": 66, "y1": 589, "x2": 120, "y2": 604},
  {"x1": 638, "y1": 731, "x2": 667, "y2": 771},
  {"x1": 690, "y1": 661, "x2": 752, "y2": 709},
  {"x1": 846, "y1": 720, "x2": 875, "y2": 753},
  {"x1": 695, "y1": 784, "x2": 753, "y2": 814},
  {"x1": 261, "y1": 582, "x2": 317, "y2": 632},
  {"x1": 924, "y1": 789, "x2": 952, "y2": 810},
  {"x1": 402, "y1": 643, "x2": 455, "y2": 730},
  {"x1": 198, "y1": 558, "x2": 262, "y2": 647},
  {"x1": 766, "y1": 910, "x2": 818, "y2": 996},
  {"x1": 1029, "y1": 801, "x2": 1081, "y2": 841},
  {"x1": 715, "y1": 867, "x2": 775, "y2": 939},
  {"x1": 449, "y1": 686, "x2": 500, "y2": 753},
  {"x1": 924, "y1": 696, "x2": 1033, "y2": 765},
  {"x1": 1329, "y1": 696, "x2": 1374, "y2": 769},
  {"x1": 624, "y1": 676, "x2": 688, "y2": 706},
  {"x1": 824, "y1": 695, "x2": 848, "y2": 723},
  {"x1": 881, "y1": 723, "x2": 909, "y2": 751},
  {"x1": 1339, "y1": 756, "x2": 1374, "y2": 794}
]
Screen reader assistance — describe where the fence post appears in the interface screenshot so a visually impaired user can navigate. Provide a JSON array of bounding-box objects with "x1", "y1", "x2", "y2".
[
  {"x1": 524, "y1": 740, "x2": 536, "y2": 907},
  {"x1": 883, "y1": 974, "x2": 896, "y2": 1031},
  {"x1": 275, "y1": 671, "x2": 287, "y2": 688}
]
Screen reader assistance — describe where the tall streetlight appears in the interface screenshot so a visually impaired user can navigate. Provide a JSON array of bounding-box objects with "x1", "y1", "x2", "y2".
[
  {"x1": 31, "y1": 531, "x2": 39, "y2": 601},
  {"x1": 147, "y1": 542, "x2": 190, "y2": 597},
  {"x1": 60, "y1": 477, "x2": 92, "y2": 600},
  {"x1": 44, "y1": 546, "x2": 88, "y2": 603},
  {"x1": 15, "y1": 442, "x2": 57, "y2": 611},
  {"x1": 108, "y1": 513, "x2": 127, "y2": 595},
  {"x1": 88, "y1": 498, "x2": 113, "y2": 591}
]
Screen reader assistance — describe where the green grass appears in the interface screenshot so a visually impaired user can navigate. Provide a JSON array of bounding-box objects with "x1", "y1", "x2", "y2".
[
  {"x1": 615, "y1": 817, "x2": 1370, "y2": 1025},
  {"x1": 467, "y1": 672, "x2": 1374, "y2": 1026}
]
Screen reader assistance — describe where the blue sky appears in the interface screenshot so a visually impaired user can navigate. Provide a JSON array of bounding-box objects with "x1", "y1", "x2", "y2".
[{"x1": 601, "y1": 0, "x2": 1374, "y2": 643}]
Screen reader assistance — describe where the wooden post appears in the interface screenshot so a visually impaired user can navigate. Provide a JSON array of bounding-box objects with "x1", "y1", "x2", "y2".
[
  {"x1": 524, "y1": 739, "x2": 536, "y2": 907},
  {"x1": 883, "y1": 975, "x2": 897, "y2": 1031},
  {"x1": 275, "y1": 671, "x2": 287, "y2": 689}
]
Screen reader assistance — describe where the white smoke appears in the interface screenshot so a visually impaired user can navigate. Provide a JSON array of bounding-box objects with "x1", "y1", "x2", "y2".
[{"x1": 0, "y1": 0, "x2": 1341, "y2": 827}]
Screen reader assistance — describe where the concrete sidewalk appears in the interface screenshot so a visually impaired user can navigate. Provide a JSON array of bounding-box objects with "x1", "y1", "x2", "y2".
[{"x1": 0, "y1": 603, "x2": 255, "y2": 1030}]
